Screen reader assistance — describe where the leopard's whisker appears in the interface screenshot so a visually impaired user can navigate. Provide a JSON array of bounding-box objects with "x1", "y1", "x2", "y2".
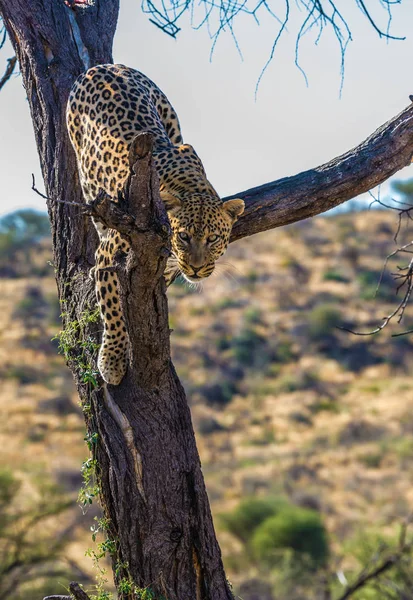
[{"x1": 212, "y1": 261, "x2": 239, "y2": 283}]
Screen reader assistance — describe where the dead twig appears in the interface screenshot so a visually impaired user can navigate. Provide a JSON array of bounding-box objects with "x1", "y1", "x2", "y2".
[
  {"x1": 0, "y1": 55, "x2": 16, "y2": 91},
  {"x1": 338, "y1": 260, "x2": 413, "y2": 336},
  {"x1": 336, "y1": 518, "x2": 413, "y2": 600},
  {"x1": 31, "y1": 173, "x2": 50, "y2": 200},
  {"x1": 341, "y1": 192, "x2": 413, "y2": 337},
  {"x1": 32, "y1": 171, "x2": 143, "y2": 237}
]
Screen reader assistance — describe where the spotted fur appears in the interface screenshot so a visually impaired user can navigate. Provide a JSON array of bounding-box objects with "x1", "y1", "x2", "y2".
[{"x1": 67, "y1": 64, "x2": 244, "y2": 385}]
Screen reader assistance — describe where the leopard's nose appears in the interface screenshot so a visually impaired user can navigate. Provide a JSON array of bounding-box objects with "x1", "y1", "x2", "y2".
[{"x1": 189, "y1": 265, "x2": 202, "y2": 274}]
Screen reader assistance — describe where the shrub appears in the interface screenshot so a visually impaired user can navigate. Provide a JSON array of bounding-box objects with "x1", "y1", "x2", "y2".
[
  {"x1": 0, "y1": 209, "x2": 50, "y2": 278},
  {"x1": 251, "y1": 506, "x2": 329, "y2": 569},
  {"x1": 307, "y1": 304, "x2": 341, "y2": 341},
  {"x1": 273, "y1": 339, "x2": 294, "y2": 364},
  {"x1": 230, "y1": 327, "x2": 268, "y2": 366},
  {"x1": 0, "y1": 468, "x2": 75, "y2": 600},
  {"x1": 13, "y1": 286, "x2": 48, "y2": 322},
  {"x1": 288, "y1": 411, "x2": 313, "y2": 426},
  {"x1": 323, "y1": 269, "x2": 349, "y2": 282},
  {"x1": 197, "y1": 416, "x2": 225, "y2": 435},
  {"x1": 3, "y1": 365, "x2": 42, "y2": 385},
  {"x1": 274, "y1": 370, "x2": 319, "y2": 394},
  {"x1": 357, "y1": 270, "x2": 394, "y2": 301},
  {"x1": 243, "y1": 307, "x2": 263, "y2": 325},
  {"x1": 238, "y1": 578, "x2": 274, "y2": 600},
  {"x1": 198, "y1": 381, "x2": 237, "y2": 407},
  {"x1": 358, "y1": 452, "x2": 383, "y2": 469},
  {"x1": 338, "y1": 419, "x2": 387, "y2": 446},
  {"x1": 309, "y1": 398, "x2": 340, "y2": 414},
  {"x1": 220, "y1": 497, "x2": 285, "y2": 544}
]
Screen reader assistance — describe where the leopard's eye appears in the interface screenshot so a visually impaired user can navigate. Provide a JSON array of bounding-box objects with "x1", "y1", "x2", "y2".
[
  {"x1": 207, "y1": 234, "x2": 219, "y2": 243},
  {"x1": 178, "y1": 231, "x2": 190, "y2": 242}
]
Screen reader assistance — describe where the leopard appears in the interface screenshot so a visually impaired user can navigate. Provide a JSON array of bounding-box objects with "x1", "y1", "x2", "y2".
[{"x1": 67, "y1": 63, "x2": 244, "y2": 385}]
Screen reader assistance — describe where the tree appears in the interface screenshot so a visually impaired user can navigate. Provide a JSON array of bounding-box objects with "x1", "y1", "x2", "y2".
[
  {"x1": 0, "y1": 209, "x2": 50, "y2": 276},
  {"x1": 0, "y1": 1, "x2": 412, "y2": 599},
  {"x1": 0, "y1": 468, "x2": 89, "y2": 600}
]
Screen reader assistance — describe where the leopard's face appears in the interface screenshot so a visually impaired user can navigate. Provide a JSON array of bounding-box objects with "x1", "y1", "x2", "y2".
[{"x1": 162, "y1": 193, "x2": 245, "y2": 282}]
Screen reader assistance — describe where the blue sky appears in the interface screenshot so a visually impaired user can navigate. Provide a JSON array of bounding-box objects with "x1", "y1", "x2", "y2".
[{"x1": 1, "y1": 1, "x2": 413, "y2": 216}]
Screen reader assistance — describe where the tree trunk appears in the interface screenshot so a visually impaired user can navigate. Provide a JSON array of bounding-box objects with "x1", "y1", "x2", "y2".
[
  {"x1": 1, "y1": 1, "x2": 413, "y2": 598},
  {"x1": 0, "y1": 1, "x2": 232, "y2": 597}
]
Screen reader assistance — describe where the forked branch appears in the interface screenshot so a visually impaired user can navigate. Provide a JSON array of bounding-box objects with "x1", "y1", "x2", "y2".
[{"x1": 340, "y1": 192, "x2": 413, "y2": 337}]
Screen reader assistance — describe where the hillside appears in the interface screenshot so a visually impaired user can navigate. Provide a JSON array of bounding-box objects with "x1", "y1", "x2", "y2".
[{"x1": 1, "y1": 209, "x2": 413, "y2": 599}]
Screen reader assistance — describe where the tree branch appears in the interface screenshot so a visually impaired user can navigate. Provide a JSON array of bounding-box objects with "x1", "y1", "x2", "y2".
[
  {"x1": 229, "y1": 103, "x2": 413, "y2": 242},
  {"x1": 0, "y1": 55, "x2": 15, "y2": 91},
  {"x1": 336, "y1": 518, "x2": 413, "y2": 600},
  {"x1": 69, "y1": 582, "x2": 92, "y2": 600}
]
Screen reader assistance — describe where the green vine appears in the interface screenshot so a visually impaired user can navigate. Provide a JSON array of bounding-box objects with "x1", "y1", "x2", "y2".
[
  {"x1": 85, "y1": 515, "x2": 118, "y2": 600},
  {"x1": 53, "y1": 306, "x2": 101, "y2": 390},
  {"x1": 55, "y1": 306, "x2": 167, "y2": 599},
  {"x1": 78, "y1": 456, "x2": 99, "y2": 507}
]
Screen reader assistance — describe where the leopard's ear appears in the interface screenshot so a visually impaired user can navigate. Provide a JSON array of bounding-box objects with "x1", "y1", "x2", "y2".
[
  {"x1": 160, "y1": 190, "x2": 182, "y2": 213},
  {"x1": 222, "y1": 198, "x2": 245, "y2": 221}
]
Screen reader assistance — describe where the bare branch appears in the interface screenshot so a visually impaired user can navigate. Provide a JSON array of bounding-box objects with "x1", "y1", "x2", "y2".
[
  {"x1": 142, "y1": 0, "x2": 404, "y2": 87},
  {"x1": 0, "y1": 24, "x2": 6, "y2": 49},
  {"x1": 338, "y1": 256, "x2": 413, "y2": 337},
  {"x1": 0, "y1": 55, "x2": 15, "y2": 91},
  {"x1": 336, "y1": 518, "x2": 413, "y2": 600},
  {"x1": 342, "y1": 185, "x2": 413, "y2": 337},
  {"x1": 31, "y1": 173, "x2": 50, "y2": 201}
]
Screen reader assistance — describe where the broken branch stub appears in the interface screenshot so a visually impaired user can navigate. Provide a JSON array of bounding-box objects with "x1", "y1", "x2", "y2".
[
  {"x1": 69, "y1": 582, "x2": 92, "y2": 600},
  {"x1": 125, "y1": 132, "x2": 170, "y2": 234}
]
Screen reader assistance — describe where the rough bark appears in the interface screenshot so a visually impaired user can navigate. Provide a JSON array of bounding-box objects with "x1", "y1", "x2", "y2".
[
  {"x1": 82, "y1": 134, "x2": 232, "y2": 597},
  {"x1": 1, "y1": 1, "x2": 413, "y2": 598}
]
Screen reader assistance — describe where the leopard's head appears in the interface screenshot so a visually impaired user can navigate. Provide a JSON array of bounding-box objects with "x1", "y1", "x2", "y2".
[{"x1": 162, "y1": 192, "x2": 244, "y2": 282}]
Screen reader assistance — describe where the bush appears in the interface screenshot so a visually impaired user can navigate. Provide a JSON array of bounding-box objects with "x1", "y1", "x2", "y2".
[
  {"x1": 0, "y1": 468, "x2": 76, "y2": 600},
  {"x1": 357, "y1": 270, "x2": 395, "y2": 301},
  {"x1": 323, "y1": 269, "x2": 349, "y2": 283},
  {"x1": 307, "y1": 304, "x2": 341, "y2": 342},
  {"x1": 274, "y1": 370, "x2": 319, "y2": 394},
  {"x1": 231, "y1": 327, "x2": 268, "y2": 367},
  {"x1": 197, "y1": 416, "x2": 225, "y2": 435},
  {"x1": 273, "y1": 339, "x2": 295, "y2": 363},
  {"x1": 338, "y1": 419, "x2": 387, "y2": 446},
  {"x1": 3, "y1": 365, "x2": 42, "y2": 385},
  {"x1": 198, "y1": 380, "x2": 237, "y2": 407},
  {"x1": 13, "y1": 287, "x2": 61, "y2": 329},
  {"x1": 0, "y1": 209, "x2": 50, "y2": 278},
  {"x1": 220, "y1": 497, "x2": 285, "y2": 543},
  {"x1": 243, "y1": 307, "x2": 263, "y2": 325},
  {"x1": 251, "y1": 505, "x2": 329, "y2": 569}
]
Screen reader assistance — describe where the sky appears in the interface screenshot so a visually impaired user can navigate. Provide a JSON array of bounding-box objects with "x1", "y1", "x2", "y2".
[{"x1": 1, "y1": 1, "x2": 413, "y2": 216}]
